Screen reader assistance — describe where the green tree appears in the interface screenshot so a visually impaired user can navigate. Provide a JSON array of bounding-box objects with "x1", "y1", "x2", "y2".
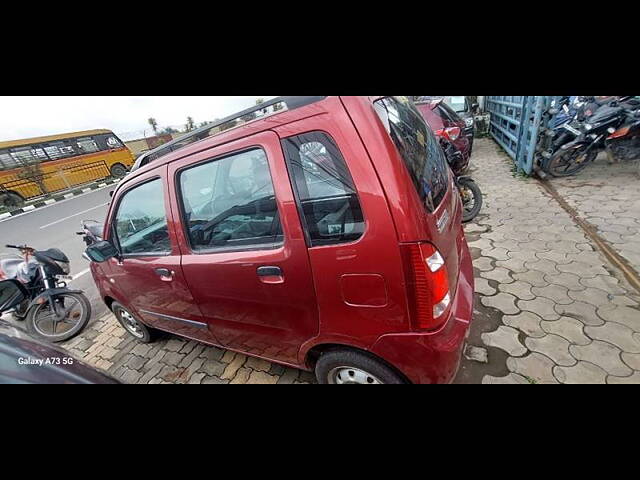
[
  {"x1": 148, "y1": 117, "x2": 158, "y2": 134},
  {"x1": 185, "y1": 116, "x2": 195, "y2": 132},
  {"x1": 219, "y1": 120, "x2": 238, "y2": 131}
]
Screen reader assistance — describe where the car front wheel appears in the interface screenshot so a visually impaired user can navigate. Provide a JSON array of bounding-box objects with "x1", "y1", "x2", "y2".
[{"x1": 112, "y1": 302, "x2": 158, "y2": 343}]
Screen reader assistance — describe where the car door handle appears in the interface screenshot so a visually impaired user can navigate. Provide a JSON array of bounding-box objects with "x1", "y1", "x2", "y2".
[
  {"x1": 154, "y1": 268, "x2": 174, "y2": 281},
  {"x1": 257, "y1": 266, "x2": 284, "y2": 284}
]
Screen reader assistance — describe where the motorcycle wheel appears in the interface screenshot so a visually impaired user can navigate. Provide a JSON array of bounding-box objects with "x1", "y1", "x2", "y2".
[
  {"x1": 459, "y1": 178, "x2": 483, "y2": 223},
  {"x1": 547, "y1": 147, "x2": 596, "y2": 177},
  {"x1": 26, "y1": 292, "x2": 91, "y2": 343}
]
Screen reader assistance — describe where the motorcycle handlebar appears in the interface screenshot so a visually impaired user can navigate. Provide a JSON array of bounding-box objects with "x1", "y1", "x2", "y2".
[{"x1": 5, "y1": 244, "x2": 33, "y2": 251}]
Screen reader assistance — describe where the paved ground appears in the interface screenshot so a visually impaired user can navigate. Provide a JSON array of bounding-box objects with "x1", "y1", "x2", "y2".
[
  {"x1": 457, "y1": 140, "x2": 640, "y2": 384},
  {"x1": 550, "y1": 155, "x2": 640, "y2": 273},
  {"x1": 5, "y1": 139, "x2": 640, "y2": 384},
  {"x1": 61, "y1": 315, "x2": 316, "y2": 384}
]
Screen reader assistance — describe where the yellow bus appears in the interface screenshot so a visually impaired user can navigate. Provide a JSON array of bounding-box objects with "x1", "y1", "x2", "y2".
[{"x1": 0, "y1": 129, "x2": 135, "y2": 208}]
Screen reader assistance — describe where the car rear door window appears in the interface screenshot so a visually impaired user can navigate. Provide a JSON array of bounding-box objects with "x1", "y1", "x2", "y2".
[
  {"x1": 113, "y1": 179, "x2": 171, "y2": 255},
  {"x1": 282, "y1": 131, "x2": 365, "y2": 247},
  {"x1": 178, "y1": 148, "x2": 283, "y2": 251},
  {"x1": 374, "y1": 96, "x2": 449, "y2": 212}
]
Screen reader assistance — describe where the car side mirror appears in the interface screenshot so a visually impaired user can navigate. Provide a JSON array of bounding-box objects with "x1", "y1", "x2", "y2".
[
  {"x1": 0, "y1": 280, "x2": 28, "y2": 313},
  {"x1": 85, "y1": 240, "x2": 119, "y2": 263}
]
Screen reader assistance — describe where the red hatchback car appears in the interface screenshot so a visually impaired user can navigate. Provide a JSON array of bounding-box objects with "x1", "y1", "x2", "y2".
[
  {"x1": 85, "y1": 96, "x2": 475, "y2": 384},
  {"x1": 415, "y1": 99, "x2": 472, "y2": 171}
]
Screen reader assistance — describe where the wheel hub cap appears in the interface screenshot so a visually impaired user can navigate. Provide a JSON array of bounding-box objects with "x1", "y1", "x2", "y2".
[{"x1": 329, "y1": 367, "x2": 382, "y2": 384}]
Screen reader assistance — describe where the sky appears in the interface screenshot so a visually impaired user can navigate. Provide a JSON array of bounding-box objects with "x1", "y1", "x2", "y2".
[{"x1": 0, "y1": 96, "x2": 276, "y2": 142}]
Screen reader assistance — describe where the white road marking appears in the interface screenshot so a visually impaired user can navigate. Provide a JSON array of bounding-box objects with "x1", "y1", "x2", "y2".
[
  {"x1": 0, "y1": 184, "x2": 116, "y2": 225},
  {"x1": 39, "y1": 203, "x2": 109, "y2": 229},
  {"x1": 23, "y1": 205, "x2": 36, "y2": 211},
  {"x1": 70, "y1": 268, "x2": 91, "y2": 282}
]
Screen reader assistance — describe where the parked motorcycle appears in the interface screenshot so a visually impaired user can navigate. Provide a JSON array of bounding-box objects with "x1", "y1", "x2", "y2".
[
  {"x1": 546, "y1": 101, "x2": 640, "y2": 177},
  {"x1": 540, "y1": 97, "x2": 602, "y2": 160},
  {"x1": 77, "y1": 220, "x2": 103, "y2": 247},
  {"x1": 0, "y1": 244, "x2": 91, "y2": 342},
  {"x1": 439, "y1": 136, "x2": 483, "y2": 222}
]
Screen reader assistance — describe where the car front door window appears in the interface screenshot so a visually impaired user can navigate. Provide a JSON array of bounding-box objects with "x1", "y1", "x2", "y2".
[
  {"x1": 113, "y1": 179, "x2": 171, "y2": 255},
  {"x1": 178, "y1": 148, "x2": 283, "y2": 251}
]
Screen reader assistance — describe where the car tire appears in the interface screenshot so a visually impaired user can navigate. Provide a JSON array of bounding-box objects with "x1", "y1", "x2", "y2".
[
  {"x1": 315, "y1": 350, "x2": 407, "y2": 384},
  {"x1": 110, "y1": 163, "x2": 128, "y2": 178},
  {"x1": 0, "y1": 192, "x2": 25, "y2": 209},
  {"x1": 111, "y1": 302, "x2": 158, "y2": 343}
]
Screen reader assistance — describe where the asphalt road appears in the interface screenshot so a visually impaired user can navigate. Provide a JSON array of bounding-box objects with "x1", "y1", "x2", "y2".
[{"x1": 0, "y1": 187, "x2": 115, "y2": 325}]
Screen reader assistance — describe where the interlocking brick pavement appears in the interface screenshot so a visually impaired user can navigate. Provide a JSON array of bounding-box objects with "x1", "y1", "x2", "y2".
[
  {"x1": 60, "y1": 314, "x2": 315, "y2": 384},
  {"x1": 463, "y1": 139, "x2": 640, "y2": 384}
]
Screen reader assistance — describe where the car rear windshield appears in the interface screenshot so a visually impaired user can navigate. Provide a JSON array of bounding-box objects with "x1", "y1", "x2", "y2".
[
  {"x1": 437, "y1": 102, "x2": 463, "y2": 123},
  {"x1": 374, "y1": 96, "x2": 449, "y2": 212},
  {"x1": 445, "y1": 96, "x2": 466, "y2": 113}
]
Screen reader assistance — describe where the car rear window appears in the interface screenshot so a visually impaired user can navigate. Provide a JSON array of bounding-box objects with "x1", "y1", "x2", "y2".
[
  {"x1": 437, "y1": 102, "x2": 463, "y2": 123},
  {"x1": 374, "y1": 96, "x2": 449, "y2": 212}
]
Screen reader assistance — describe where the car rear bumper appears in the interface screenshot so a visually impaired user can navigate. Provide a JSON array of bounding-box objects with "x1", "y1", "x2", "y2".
[{"x1": 370, "y1": 231, "x2": 475, "y2": 384}]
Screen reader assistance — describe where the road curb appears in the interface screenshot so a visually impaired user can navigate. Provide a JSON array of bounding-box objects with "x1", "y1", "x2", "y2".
[{"x1": 0, "y1": 178, "x2": 121, "y2": 220}]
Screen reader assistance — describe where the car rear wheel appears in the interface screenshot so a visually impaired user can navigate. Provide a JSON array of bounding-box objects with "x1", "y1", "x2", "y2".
[
  {"x1": 112, "y1": 302, "x2": 157, "y2": 343},
  {"x1": 0, "y1": 192, "x2": 24, "y2": 209},
  {"x1": 315, "y1": 350, "x2": 406, "y2": 384},
  {"x1": 110, "y1": 163, "x2": 128, "y2": 178}
]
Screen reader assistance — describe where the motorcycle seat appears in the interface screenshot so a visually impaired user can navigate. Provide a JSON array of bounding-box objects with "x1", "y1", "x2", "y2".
[
  {"x1": 589, "y1": 106, "x2": 624, "y2": 124},
  {"x1": 0, "y1": 257, "x2": 24, "y2": 279},
  {"x1": 34, "y1": 248, "x2": 68, "y2": 263}
]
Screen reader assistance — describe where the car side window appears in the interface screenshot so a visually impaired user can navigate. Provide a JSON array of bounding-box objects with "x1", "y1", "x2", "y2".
[
  {"x1": 178, "y1": 148, "x2": 283, "y2": 251},
  {"x1": 282, "y1": 131, "x2": 365, "y2": 247},
  {"x1": 113, "y1": 179, "x2": 171, "y2": 255}
]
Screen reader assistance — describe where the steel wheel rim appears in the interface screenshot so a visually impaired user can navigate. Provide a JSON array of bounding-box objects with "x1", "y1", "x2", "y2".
[
  {"x1": 118, "y1": 309, "x2": 144, "y2": 338},
  {"x1": 328, "y1": 366, "x2": 383, "y2": 384},
  {"x1": 33, "y1": 296, "x2": 83, "y2": 338}
]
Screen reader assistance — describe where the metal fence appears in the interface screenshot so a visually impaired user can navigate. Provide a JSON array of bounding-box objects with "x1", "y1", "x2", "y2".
[
  {"x1": 486, "y1": 96, "x2": 561, "y2": 175},
  {"x1": 0, "y1": 160, "x2": 111, "y2": 200}
]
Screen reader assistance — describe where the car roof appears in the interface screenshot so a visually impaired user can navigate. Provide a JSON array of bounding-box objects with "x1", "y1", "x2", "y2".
[
  {"x1": 120, "y1": 96, "x2": 333, "y2": 188},
  {"x1": 130, "y1": 96, "x2": 327, "y2": 174}
]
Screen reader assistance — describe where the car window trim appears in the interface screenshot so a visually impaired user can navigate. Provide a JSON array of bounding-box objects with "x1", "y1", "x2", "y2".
[
  {"x1": 110, "y1": 176, "x2": 173, "y2": 258},
  {"x1": 281, "y1": 129, "x2": 366, "y2": 249},
  {"x1": 174, "y1": 145, "x2": 285, "y2": 255}
]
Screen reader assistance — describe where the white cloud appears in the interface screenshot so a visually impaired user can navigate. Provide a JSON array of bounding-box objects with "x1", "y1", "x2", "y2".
[{"x1": 0, "y1": 96, "x2": 277, "y2": 142}]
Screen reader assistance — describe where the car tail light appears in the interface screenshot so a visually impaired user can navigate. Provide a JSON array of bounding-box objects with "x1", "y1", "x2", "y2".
[
  {"x1": 434, "y1": 126, "x2": 461, "y2": 142},
  {"x1": 401, "y1": 242, "x2": 452, "y2": 331}
]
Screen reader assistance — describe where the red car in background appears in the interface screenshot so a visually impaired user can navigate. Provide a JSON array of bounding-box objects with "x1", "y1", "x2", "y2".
[{"x1": 415, "y1": 99, "x2": 472, "y2": 172}]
